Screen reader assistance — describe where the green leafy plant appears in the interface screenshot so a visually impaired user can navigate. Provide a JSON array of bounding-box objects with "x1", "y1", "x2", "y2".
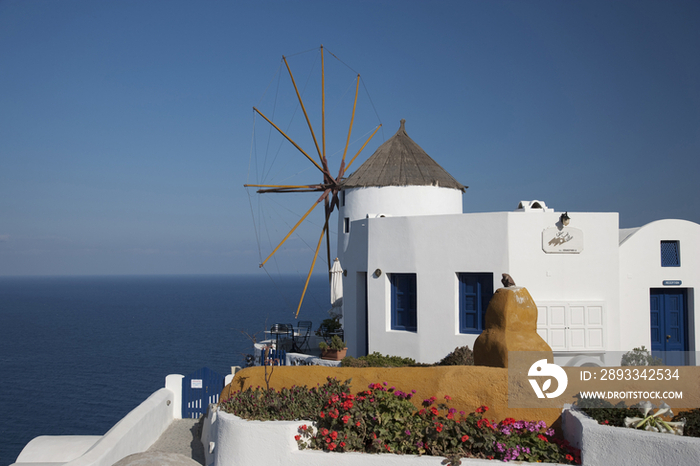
[
  {"x1": 319, "y1": 334, "x2": 346, "y2": 351},
  {"x1": 436, "y1": 346, "x2": 474, "y2": 366},
  {"x1": 573, "y1": 395, "x2": 643, "y2": 427},
  {"x1": 621, "y1": 346, "x2": 663, "y2": 366},
  {"x1": 341, "y1": 352, "x2": 418, "y2": 368},
  {"x1": 315, "y1": 317, "x2": 342, "y2": 339},
  {"x1": 219, "y1": 378, "x2": 352, "y2": 421},
  {"x1": 673, "y1": 408, "x2": 700, "y2": 437},
  {"x1": 295, "y1": 382, "x2": 579, "y2": 464}
]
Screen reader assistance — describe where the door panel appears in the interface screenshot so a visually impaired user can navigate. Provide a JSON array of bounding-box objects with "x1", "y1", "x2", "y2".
[{"x1": 650, "y1": 289, "x2": 688, "y2": 365}]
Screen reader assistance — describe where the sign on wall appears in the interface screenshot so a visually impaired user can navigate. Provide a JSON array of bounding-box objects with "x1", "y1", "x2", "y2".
[{"x1": 542, "y1": 227, "x2": 583, "y2": 254}]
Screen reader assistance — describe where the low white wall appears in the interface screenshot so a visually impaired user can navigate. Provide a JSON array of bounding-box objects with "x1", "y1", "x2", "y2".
[
  {"x1": 12, "y1": 387, "x2": 177, "y2": 466},
  {"x1": 206, "y1": 408, "x2": 568, "y2": 466},
  {"x1": 562, "y1": 406, "x2": 700, "y2": 466}
]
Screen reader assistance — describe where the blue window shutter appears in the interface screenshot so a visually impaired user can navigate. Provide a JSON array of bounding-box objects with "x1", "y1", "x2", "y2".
[
  {"x1": 459, "y1": 273, "x2": 493, "y2": 333},
  {"x1": 660, "y1": 241, "x2": 680, "y2": 267},
  {"x1": 391, "y1": 274, "x2": 417, "y2": 331}
]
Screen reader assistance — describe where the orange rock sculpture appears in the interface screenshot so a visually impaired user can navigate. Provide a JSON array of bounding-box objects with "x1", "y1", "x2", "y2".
[{"x1": 474, "y1": 286, "x2": 552, "y2": 368}]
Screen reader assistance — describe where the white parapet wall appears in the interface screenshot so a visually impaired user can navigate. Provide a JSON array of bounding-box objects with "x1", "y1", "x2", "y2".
[
  {"x1": 562, "y1": 405, "x2": 700, "y2": 465},
  {"x1": 12, "y1": 378, "x2": 182, "y2": 466},
  {"x1": 202, "y1": 408, "x2": 568, "y2": 466}
]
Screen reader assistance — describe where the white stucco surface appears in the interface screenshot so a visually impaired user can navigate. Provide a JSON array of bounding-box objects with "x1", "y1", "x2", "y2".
[
  {"x1": 12, "y1": 385, "x2": 179, "y2": 466},
  {"x1": 338, "y1": 199, "x2": 700, "y2": 366},
  {"x1": 341, "y1": 210, "x2": 628, "y2": 363},
  {"x1": 562, "y1": 406, "x2": 700, "y2": 466},
  {"x1": 204, "y1": 408, "x2": 569, "y2": 466},
  {"x1": 619, "y1": 219, "x2": 699, "y2": 353},
  {"x1": 338, "y1": 185, "x2": 463, "y2": 255}
]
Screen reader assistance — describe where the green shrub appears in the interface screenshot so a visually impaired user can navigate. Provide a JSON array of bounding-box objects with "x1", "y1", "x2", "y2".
[
  {"x1": 319, "y1": 335, "x2": 346, "y2": 351},
  {"x1": 220, "y1": 378, "x2": 352, "y2": 421},
  {"x1": 341, "y1": 352, "x2": 417, "y2": 368},
  {"x1": 437, "y1": 346, "x2": 475, "y2": 366},
  {"x1": 573, "y1": 396, "x2": 642, "y2": 427},
  {"x1": 621, "y1": 346, "x2": 662, "y2": 366},
  {"x1": 295, "y1": 382, "x2": 579, "y2": 464},
  {"x1": 673, "y1": 408, "x2": 700, "y2": 437},
  {"x1": 315, "y1": 318, "x2": 342, "y2": 338}
]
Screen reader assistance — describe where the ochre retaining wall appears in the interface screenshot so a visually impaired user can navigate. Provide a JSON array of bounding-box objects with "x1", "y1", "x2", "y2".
[{"x1": 223, "y1": 366, "x2": 563, "y2": 426}]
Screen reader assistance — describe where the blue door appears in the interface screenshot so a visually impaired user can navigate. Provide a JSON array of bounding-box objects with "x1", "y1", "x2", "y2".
[
  {"x1": 182, "y1": 367, "x2": 224, "y2": 418},
  {"x1": 650, "y1": 289, "x2": 688, "y2": 365}
]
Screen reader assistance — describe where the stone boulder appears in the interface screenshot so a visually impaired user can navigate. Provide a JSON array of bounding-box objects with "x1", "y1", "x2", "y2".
[{"x1": 474, "y1": 286, "x2": 552, "y2": 367}]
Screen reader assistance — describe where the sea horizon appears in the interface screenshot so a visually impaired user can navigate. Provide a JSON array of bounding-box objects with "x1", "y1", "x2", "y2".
[{"x1": 0, "y1": 274, "x2": 331, "y2": 465}]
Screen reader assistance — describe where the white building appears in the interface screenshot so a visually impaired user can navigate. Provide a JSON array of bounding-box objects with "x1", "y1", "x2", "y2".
[{"x1": 337, "y1": 120, "x2": 700, "y2": 366}]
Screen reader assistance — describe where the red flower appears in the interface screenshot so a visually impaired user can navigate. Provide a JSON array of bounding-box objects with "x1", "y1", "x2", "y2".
[
  {"x1": 320, "y1": 411, "x2": 325, "y2": 418},
  {"x1": 320, "y1": 428, "x2": 329, "y2": 436},
  {"x1": 537, "y1": 434, "x2": 548, "y2": 442},
  {"x1": 566, "y1": 454, "x2": 574, "y2": 462},
  {"x1": 435, "y1": 423, "x2": 444, "y2": 433},
  {"x1": 342, "y1": 415, "x2": 350, "y2": 424},
  {"x1": 301, "y1": 424, "x2": 307, "y2": 431},
  {"x1": 294, "y1": 435, "x2": 301, "y2": 441},
  {"x1": 477, "y1": 419, "x2": 492, "y2": 429},
  {"x1": 461, "y1": 435, "x2": 469, "y2": 442},
  {"x1": 339, "y1": 442, "x2": 346, "y2": 448},
  {"x1": 447, "y1": 413, "x2": 454, "y2": 420},
  {"x1": 444, "y1": 395, "x2": 452, "y2": 401},
  {"x1": 355, "y1": 421, "x2": 361, "y2": 427},
  {"x1": 331, "y1": 431, "x2": 338, "y2": 440},
  {"x1": 329, "y1": 442, "x2": 337, "y2": 451},
  {"x1": 430, "y1": 406, "x2": 439, "y2": 416},
  {"x1": 475, "y1": 405, "x2": 489, "y2": 413}
]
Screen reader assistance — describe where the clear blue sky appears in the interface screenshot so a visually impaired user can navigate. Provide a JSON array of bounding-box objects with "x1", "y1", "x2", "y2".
[{"x1": 1, "y1": 0, "x2": 698, "y2": 276}]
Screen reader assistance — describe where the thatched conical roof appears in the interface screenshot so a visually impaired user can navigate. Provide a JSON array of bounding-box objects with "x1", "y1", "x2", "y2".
[{"x1": 343, "y1": 120, "x2": 466, "y2": 192}]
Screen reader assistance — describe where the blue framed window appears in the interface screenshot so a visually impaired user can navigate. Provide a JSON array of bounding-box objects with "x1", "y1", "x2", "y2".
[
  {"x1": 661, "y1": 241, "x2": 680, "y2": 267},
  {"x1": 390, "y1": 273, "x2": 417, "y2": 331},
  {"x1": 459, "y1": 273, "x2": 493, "y2": 333}
]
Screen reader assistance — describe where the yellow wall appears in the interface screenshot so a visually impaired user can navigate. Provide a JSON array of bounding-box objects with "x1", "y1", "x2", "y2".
[{"x1": 223, "y1": 365, "x2": 563, "y2": 426}]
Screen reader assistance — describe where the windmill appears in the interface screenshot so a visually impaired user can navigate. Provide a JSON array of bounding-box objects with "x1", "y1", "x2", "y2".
[{"x1": 245, "y1": 46, "x2": 382, "y2": 317}]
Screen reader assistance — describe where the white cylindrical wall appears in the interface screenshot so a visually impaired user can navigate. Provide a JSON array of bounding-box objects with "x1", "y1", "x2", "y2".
[{"x1": 338, "y1": 186, "x2": 463, "y2": 258}]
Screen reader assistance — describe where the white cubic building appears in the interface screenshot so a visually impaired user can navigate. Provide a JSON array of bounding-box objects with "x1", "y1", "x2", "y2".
[{"x1": 336, "y1": 120, "x2": 700, "y2": 366}]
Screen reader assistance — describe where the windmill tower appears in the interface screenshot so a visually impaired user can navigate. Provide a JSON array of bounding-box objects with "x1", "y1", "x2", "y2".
[{"x1": 337, "y1": 119, "x2": 466, "y2": 261}]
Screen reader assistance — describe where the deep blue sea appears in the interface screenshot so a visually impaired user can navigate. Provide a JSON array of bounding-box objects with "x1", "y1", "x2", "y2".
[{"x1": 0, "y1": 274, "x2": 330, "y2": 465}]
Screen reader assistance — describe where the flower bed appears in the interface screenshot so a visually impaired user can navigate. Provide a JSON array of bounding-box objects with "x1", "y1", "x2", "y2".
[{"x1": 220, "y1": 378, "x2": 579, "y2": 464}]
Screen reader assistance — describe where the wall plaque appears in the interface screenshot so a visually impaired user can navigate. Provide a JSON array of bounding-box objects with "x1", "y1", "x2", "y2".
[
  {"x1": 542, "y1": 227, "x2": 583, "y2": 254},
  {"x1": 663, "y1": 280, "x2": 682, "y2": 286}
]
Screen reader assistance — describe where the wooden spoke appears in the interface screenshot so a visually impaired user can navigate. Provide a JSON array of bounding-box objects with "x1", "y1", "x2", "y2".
[
  {"x1": 259, "y1": 189, "x2": 330, "y2": 268},
  {"x1": 244, "y1": 184, "x2": 322, "y2": 190},
  {"x1": 283, "y1": 56, "x2": 324, "y2": 168},
  {"x1": 341, "y1": 75, "x2": 360, "y2": 171},
  {"x1": 253, "y1": 106, "x2": 325, "y2": 174},
  {"x1": 296, "y1": 221, "x2": 328, "y2": 318},
  {"x1": 342, "y1": 123, "x2": 382, "y2": 177}
]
